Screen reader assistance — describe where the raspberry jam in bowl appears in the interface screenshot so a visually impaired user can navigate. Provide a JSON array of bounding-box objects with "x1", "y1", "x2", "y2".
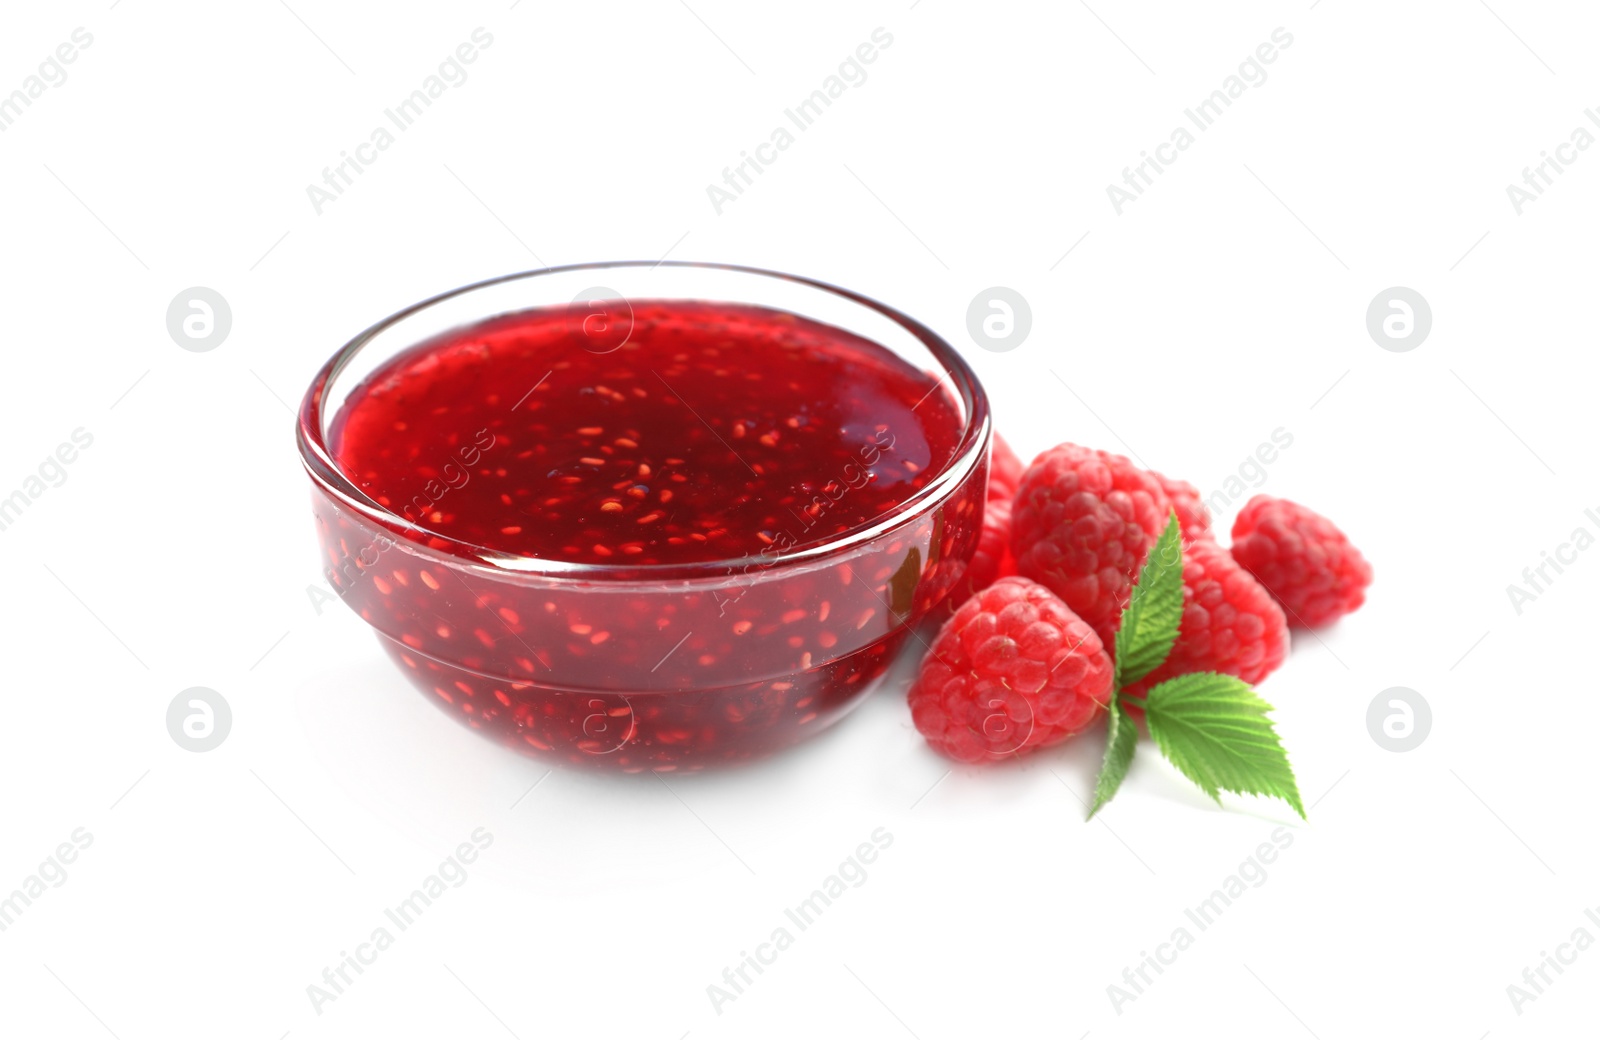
[{"x1": 297, "y1": 262, "x2": 989, "y2": 771}]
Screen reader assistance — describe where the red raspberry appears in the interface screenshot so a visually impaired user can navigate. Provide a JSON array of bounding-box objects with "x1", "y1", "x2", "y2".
[
  {"x1": 1124, "y1": 538, "x2": 1289, "y2": 698},
  {"x1": 1149, "y1": 470, "x2": 1212, "y2": 541},
  {"x1": 953, "y1": 495, "x2": 1016, "y2": 606},
  {"x1": 1230, "y1": 496, "x2": 1372, "y2": 627},
  {"x1": 909, "y1": 576, "x2": 1113, "y2": 762},
  {"x1": 950, "y1": 433, "x2": 1024, "y2": 607},
  {"x1": 1011, "y1": 443, "x2": 1172, "y2": 646},
  {"x1": 989, "y1": 433, "x2": 1025, "y2": 502}
]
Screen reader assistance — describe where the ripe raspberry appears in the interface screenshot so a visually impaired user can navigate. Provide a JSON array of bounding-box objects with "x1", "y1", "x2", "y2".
[
  {"x1": 989, "y1": 433, "x2": 1025, "y2": 502},
  {"x1": 953, "y1": 494, "x2": 1016, "y2": 606},
  {"x1": 950, "y1": 433, "x2": 1024, "y2": 607},
  {"x1": 1124, "y1": 538, "x2": 1289, "y2": 698},
  {"x1": 1149, "y1": 470, "x2": 1212, "y2": 541},
  {"x1": 1230, "y1": 496, "x2": 1372, "y2": 627},
  {"x1": 909, "y1": 576, "x2": 1113, "y2": 762},
  {"x1": 1011, "y1": 443, "x2": 1172, "y2": 646}
]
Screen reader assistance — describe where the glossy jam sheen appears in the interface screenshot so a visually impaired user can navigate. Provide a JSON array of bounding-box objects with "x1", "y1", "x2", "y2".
[
  {"x1": 312, "y1": 300, "x2": 985, "y2": 770},
  {"x1": 330, "y1": 301, "x2": 963, "y2": 566}
]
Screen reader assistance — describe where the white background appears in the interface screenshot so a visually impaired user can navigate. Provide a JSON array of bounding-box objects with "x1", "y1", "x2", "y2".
[{"x1": 1, "y1": 1, "x2": 1596, "y2": 1037}]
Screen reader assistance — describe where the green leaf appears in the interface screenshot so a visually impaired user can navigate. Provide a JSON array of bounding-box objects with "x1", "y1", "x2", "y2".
[
  {"x1": 1088, "y1": 696, "x2": 1137, "y2": 819},
  {"x1": 1142, "y1": 672, "x2": 1306, "y2": 818},
  {"x1": 1114, "y1": 513, "x2": 1185, "y2": 687}
]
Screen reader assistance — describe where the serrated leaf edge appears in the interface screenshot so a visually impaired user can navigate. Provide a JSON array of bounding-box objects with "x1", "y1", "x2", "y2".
[
  {"x1": 1088, "y1": 697, "x2": 1137, "y2": 819},
  {"x1": 1142, "y1": 672, "x2": 1306, "y2": 819},
  {"x1": 1114, "y1": 513, "x2": 1185, "y2": 688}
]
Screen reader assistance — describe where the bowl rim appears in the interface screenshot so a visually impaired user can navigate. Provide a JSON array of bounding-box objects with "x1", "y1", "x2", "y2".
[{"x1": 296, "y1": 260, "x2": 990, "y2": 582}]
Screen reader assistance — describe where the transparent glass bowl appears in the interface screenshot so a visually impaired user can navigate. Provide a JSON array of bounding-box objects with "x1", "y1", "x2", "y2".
[{"x1": 297, "y1": 262, "x2": 990, "y2": 771}]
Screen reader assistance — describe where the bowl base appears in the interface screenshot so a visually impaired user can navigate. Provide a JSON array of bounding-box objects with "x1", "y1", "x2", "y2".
[{"x1": 377, "y1": 629, "x2": 911, "y2": 772}]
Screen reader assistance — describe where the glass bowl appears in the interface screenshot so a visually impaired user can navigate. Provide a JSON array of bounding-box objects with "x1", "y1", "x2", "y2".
[{"x1": 296, "y1": 262, "x2": 990, "y2": 771}]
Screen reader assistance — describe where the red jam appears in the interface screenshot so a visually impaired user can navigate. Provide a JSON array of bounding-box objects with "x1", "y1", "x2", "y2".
[
  {"x1": 311, "y1": 300, "x2": 985, "y2": 770},
  {"x1": 330, "y1": 301, "x2": 963, "y2": 565}
]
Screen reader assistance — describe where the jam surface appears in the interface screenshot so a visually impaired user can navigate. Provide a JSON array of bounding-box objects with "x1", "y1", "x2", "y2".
[{"x1": 330, "y1": 300, "x2": 962, "y2": 566}]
